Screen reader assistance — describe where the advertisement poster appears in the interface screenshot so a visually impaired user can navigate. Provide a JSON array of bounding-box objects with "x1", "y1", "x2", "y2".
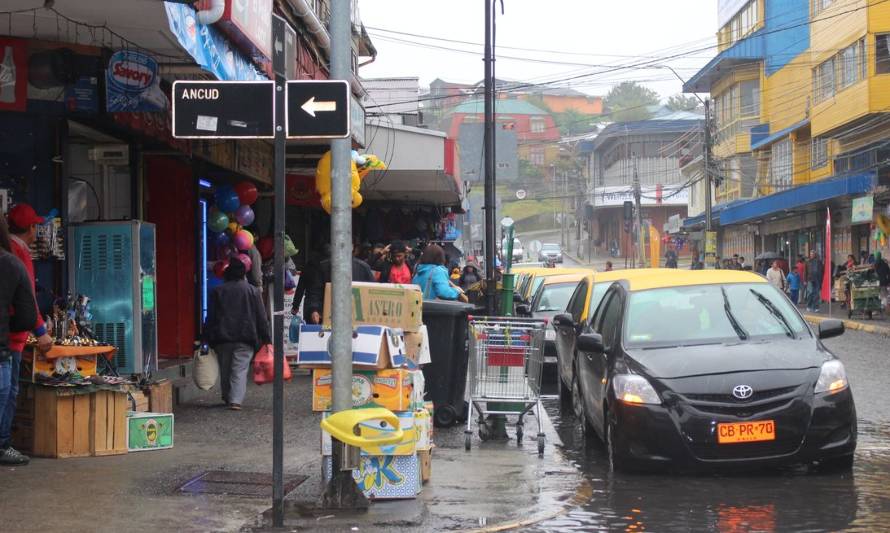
[
  {"x1": 106, "y1": 50, "x2": 167, "y2": 112},
  {"x1": 0, "y1": 38, "x2": 28, "y2": 112},
  {"x1": 851, "y1": 195, "x2": 874, "y2": 224}
]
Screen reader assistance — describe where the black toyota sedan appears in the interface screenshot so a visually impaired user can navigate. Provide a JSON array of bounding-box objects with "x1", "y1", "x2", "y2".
[{"x1": 562, "y1": 269, "x2": 856, "y2": 472}]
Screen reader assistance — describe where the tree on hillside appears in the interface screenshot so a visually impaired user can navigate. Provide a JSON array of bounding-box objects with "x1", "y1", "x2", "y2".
[
  {"x1": 666, "y1": 94, "x2": 702, "y2": 112},
  {"x1": 603, "y1": 81, "x2": 659, "y2": 122},
  {"x1": 554, "y1": 108, "x2": 601, "y2": 136}
]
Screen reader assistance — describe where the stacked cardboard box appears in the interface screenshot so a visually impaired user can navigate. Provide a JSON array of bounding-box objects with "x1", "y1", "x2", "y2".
[{"x1": 302, "y1": 283, "x2": 435, "y2": 500}]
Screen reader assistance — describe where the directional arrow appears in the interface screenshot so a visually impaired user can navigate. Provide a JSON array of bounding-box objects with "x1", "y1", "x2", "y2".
[{"x1": 301, "y1": 96, "x2": 337, "y2": 117}]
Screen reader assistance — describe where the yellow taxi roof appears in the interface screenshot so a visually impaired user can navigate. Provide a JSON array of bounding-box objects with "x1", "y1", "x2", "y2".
[
  {"x1": 625, "y1": 269, "x2": 767, "y2": 291},
  {"x1": 540, "y1": 272, "x2": 587, "y2": 285}
]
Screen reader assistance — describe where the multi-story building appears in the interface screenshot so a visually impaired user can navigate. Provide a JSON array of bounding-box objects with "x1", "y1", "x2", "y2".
[{"x1": 685, "y1": 0, "x2": 890, "y2": 264}]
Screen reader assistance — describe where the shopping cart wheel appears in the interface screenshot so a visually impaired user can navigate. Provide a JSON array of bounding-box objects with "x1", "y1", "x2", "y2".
[
  {"x1": 464, "y1": 431, "x2": 472, "y2": 451},
  {"x1": 516, "y1": 424, "x2": 524, "y2": 444},
  {"x1": 537, "y1": 434, "x2": 545, "y2": 457}
]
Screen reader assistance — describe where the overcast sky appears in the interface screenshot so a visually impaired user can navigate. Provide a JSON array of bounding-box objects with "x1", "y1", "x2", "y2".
[{"x1": 358, "y1": 0, "x2": 719, "y2": 101}]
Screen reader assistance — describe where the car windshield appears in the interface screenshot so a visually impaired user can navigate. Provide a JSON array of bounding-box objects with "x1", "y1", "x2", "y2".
[
  {"x1": 530, "y1": 277, "x2": 546, "y2": 296},
  {"x1": 534, "y1": 282, "x2": 578, "y2": 312},
  {"x1": 623, "y1": 283, "x2": 810, "y2": 348},
  {"x1": 542, "y1": 244, "x2": 560, "y2": 251}
]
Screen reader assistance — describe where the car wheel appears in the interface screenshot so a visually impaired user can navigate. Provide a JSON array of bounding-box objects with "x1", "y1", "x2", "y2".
[{"x1": 605, "y1": 407, "x2": 626, "y2": 472}]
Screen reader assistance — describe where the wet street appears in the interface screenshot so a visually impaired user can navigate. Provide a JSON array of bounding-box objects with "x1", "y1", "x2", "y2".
[{"x1": 532, "y1": 330, "x2": 890, "y2": 532}]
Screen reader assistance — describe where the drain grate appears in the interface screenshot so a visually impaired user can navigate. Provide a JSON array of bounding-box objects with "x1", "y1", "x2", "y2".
[{"x1": 178, "y1": 470, "x2": 308, "y2": 498}]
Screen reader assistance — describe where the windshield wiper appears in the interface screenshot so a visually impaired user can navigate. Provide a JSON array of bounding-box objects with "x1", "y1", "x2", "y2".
[
  {"x1": 749, "y1": 289, "x2": 796, "y2": 339},
  {"x1": 722, "y1": 287, "x2": 749, "y2": 340}
]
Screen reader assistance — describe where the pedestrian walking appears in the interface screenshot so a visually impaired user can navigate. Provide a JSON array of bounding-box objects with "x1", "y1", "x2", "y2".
[
  {"x1": 767, "y1": 260, "x2": 787, "y2": 292},
  {"x1": 412, "y1": 244, "x2": 467, "y2": 302},
  {"x1": 458, "y1": 261, "x2": 483, "y2": 290},
  {"x1": 665, "y1": 248, "x2": 678, "y2": 269},
  {"x1": 604, "y1": 260, "x2": 614, "y2": 272},
  {"x1": 806, "y1": 250, "x2": 824, "y2": 312},
  {"x1": 374, "y1": 240, "x2": 414, "y2": 284},
  {"x1": 304, "y1": 244, "x2": 375, "y2": 324},
  {"x1": 874, "y1": 251, "x2": 890, "y2": 312},
  {"x1": 0, "y1": 214, "x2": 41, "y2": 466},
  {"x1": 786, "y1": 269, "x2": 801, "y2": 305},
  {"x1": 796, "y1": 256, "x2": 807, "y2": 305},
  {"x1": 203, "y1": 257, "x2": 271, "y2": 410}
]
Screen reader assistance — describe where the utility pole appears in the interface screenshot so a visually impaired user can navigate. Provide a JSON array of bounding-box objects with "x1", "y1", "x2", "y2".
[
  {"x1": 483, "y1": 0, "x2": 497, "y2": 315},
  {"x1": 633, "y1": 157, "x2": 645, "y2": 268},
  {"x1": 323, "y1": 0, "x2": 368, "y2": 511},
  {"x1": 703, "y1": 99, "x2": 714, "y2": 269}
]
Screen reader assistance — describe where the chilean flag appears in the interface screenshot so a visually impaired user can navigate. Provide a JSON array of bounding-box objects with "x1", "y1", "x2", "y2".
[{"x1": 821, "y1": 207, "x2": 831, "y2": 303}]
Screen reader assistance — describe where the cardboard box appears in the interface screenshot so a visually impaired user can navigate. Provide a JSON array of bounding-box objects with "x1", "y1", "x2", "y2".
[
  {"x1": 419, "y1": 449, "x2": 432, "y2": 484},
  {"x1": 312, "y1": 369, "x2": 414, "y2": 412},
  {"x1": 323, "y1": 454, "x2": 421, "y2": 500},
  {"x1": 322, "y1": 410, "x2": 416, "y2": 456},
  {"x1": 415, "y1": 408, "x2": 432, "y2": 451},
  {"x1": 409, "y1": 370, "x2": 425, "y2": 411},
  {"x1": 130, "y1": 390, "x2": 150, "y2": 412},
  {"x1": 403, "y1": 326, "x2": 431, "y2": 365},
  {"x1": 298, "y1": 325, "x2": 409, "y2": 370},
  {"x1": 148, "y1": 380, "x2": 173, "y2": 414},
  {"x1": 126, "y1": 412, "x2": 174, "y2": 452},
  {"x1": 323, "y1": 282, "x2": 423, "y2": 332}
]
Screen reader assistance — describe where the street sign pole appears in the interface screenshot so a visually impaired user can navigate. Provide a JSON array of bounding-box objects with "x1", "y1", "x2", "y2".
[
  {"x1": 323, "y1": 0, "x2": 368, "y2": 510},
  {"x1": 271, "y1": 16, "x2": 287, "y2": 529}
]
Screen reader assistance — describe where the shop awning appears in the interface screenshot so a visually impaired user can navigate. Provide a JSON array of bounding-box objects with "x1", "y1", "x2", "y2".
[
  {"x1": 681, "y1": 199, "x2": 750, "y2": 230},
  {"x1": 361, "y1": 122, "x2": 463, "y2": 208},
  {"x1": 719, "y1": 171, "x2": 876, "y2": 226},
  {"x1": 750, "y1": 119, "x2": 809, "y2": 151}
]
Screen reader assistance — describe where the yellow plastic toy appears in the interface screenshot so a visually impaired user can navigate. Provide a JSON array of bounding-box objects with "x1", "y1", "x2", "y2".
[
  {"x1": 320, "y1": 407, "x2": 404, "y2": 451},
  {"x1": 314, "y1": 150, "x2": 386, "y2": 214}
]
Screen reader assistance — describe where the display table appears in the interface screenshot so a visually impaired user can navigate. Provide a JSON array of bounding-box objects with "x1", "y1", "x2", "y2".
[
  {"x1": 12, "y1": 383, "x2": 129, "y2": 458},
  {"x1": 21, "y1": 345, "x2": 116, "y2": 382}
]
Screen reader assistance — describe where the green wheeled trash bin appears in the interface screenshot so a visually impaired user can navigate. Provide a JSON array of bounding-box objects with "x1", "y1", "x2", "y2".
[{"x1": 421, "y1": 299, "x2": 479, "y2": 427}]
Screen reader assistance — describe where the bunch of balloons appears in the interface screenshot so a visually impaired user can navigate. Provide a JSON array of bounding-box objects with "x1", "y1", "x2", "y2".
[{"x1": 208, "y1": 180, "x2": 260, "y2": 279}]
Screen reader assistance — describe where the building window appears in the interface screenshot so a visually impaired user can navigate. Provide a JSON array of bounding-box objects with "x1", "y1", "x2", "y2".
[
  {"x1": 718, "y1": 0, "x2": 760, "y2": 50},
  {"x1": 813, "y1": 0, "x2": 834, "y2": 16},
  {"x1": 839, "y1": 41, "x2": 860, "y2": 89},
  {"x1": 530, "y1": 117, "x2": 546, "y2": 133},
  {"x1": 877, "y1": 34, "x2": 890, "y2": 75},
  {"x1": 770, "y1": 138, "x2": 792, "y2": 189},
  {"x1": 529, "y1": 148, "x2": 545, "y2": 166},
  {"x1": 739, "y1": 79, "x2": 759, "y2": 117},
  {"x1": 812, "y1": 137, "x2": 828, "y2": 169},
  {"x1": 814, "y1": 57, "x2": 836, "y2": 102}
]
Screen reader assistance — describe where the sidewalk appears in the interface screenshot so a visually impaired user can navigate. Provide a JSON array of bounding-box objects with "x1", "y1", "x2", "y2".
[
  {"x1": 801, "y1": 304, "x2": 890, "y2": 336},
  {"x1": 0, "y1": 375, "x2": 586, "y2": 533}
]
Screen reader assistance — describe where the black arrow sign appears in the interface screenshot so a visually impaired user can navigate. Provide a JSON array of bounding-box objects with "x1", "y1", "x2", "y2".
[{"x1": 286, "y1": 80, "x2": 350, "y2": 139}]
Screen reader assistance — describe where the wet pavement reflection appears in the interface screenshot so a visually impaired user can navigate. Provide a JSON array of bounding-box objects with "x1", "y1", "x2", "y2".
[{"x1": 529, "y1": 332, "x2": 890, "y2": 532}]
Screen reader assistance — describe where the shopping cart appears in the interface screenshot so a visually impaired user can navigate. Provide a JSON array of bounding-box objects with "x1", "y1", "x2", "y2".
[{"x1": 464, "y1": 316, "x2": 548, "y2": 456}]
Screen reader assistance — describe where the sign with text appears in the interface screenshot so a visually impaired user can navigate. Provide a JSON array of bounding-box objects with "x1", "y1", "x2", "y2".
[
  {"x1": 172, "y1": 81, "x2": 274, "y2": 139},
  {"x1": 592, "y1": 185, "x2": 689, "y2": 207},
  {"x1": 106, "y1": 50, "x2": 167, "y2": 112},
  {"x1": 286, "y1": 80, "x2": 350, "y2": 139}
]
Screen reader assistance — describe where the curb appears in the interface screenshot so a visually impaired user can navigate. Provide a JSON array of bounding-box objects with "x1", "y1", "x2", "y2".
[{"x1": 803, "y1": 313, "x2": 890, "y2": 337}]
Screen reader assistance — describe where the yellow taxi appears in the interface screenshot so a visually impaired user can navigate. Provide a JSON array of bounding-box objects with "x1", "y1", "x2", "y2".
[{"x1": 512, "y1": 266, "x2": 590, "y2": 305}]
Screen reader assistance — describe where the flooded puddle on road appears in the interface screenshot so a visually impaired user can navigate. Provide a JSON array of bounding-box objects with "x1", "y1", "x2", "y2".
[{"x1": 528, "y1": 403, "x2": 890, "y2": 532}]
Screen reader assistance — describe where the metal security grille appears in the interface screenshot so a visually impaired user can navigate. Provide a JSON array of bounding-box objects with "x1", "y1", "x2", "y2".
[{"x1": 178, "y1": 471, "x2": 308, "y2": 498}]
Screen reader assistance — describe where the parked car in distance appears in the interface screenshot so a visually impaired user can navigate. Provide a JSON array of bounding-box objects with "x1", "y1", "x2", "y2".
[
  {"x1": 562, "y1": 269, "x2": 856, "y2": 472},
  {"x1": 539, "y1": 243, "x2": 563, "y2": 263}
]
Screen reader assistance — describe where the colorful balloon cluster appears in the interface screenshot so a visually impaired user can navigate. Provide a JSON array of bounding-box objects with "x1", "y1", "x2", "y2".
[{"x1": 208, "y1": 180, "x2": 259, "y2": 279}]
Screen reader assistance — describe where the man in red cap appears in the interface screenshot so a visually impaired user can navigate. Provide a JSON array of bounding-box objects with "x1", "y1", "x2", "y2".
[{"x1": 3, "y1": 204, "x2": 53, "y2": 466}]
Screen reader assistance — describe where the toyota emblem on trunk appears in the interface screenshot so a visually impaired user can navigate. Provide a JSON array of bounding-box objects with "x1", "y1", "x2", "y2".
[{"x1": 732, "y1": 385, "x2": 754, "y2": 400}]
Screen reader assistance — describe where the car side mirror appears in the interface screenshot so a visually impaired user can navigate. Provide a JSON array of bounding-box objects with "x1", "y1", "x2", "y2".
[
  {"x1": 553, "y1": 313, "x2": 574, "y2": 328},
  {"x1": 516, "y1": 304, "x2": 531, "y2": 316},
  {"x1": 818, "y1": 319, "x2": 845, "y2": 340},
  {"x1": 513, "y1": 293, "x2": 524, "y2": 303},
  {"x1": 577, "y1": 332, "x2": 604, "y2": 353}
]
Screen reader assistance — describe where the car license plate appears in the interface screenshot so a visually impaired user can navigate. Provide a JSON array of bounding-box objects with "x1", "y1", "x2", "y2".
[{"x1": 717, "y1": 420, "x2": 776, "y2": 444}]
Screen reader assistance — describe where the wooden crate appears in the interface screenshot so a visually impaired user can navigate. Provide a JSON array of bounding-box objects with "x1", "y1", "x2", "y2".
[
  {"x1": 11, "y1": 385, "x2": 128, "y2": 458},
  {"x1": 89, "y1": 390, "x2": 128, "y2": 457},
  {"x1": 31, "y1": 387, "x2": 92, "y2": 458},
  {"x1": 147, "y1": 380, "x2": 173, "y2": 414}
]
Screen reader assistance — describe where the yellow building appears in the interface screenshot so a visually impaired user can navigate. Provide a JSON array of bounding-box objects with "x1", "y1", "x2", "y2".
[{"x1": 685, "y1": 0, "x2": 890, "y2": 264}]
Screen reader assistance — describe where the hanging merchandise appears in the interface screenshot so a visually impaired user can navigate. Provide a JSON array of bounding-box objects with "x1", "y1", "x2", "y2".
[
  {"x1": 215, "y1": 232, "x2": 230, "y2": 247},
  {"x1": 234, "y1": 181, "x2": 259, "y2": 205},
  {"x1": 233, "y1": 229, "x2": 254, "y2": 251},
  {"x1": 314, "y1": 150, "x2": 386, "y2": 214},
  {"x1": 215, "y1": 186, "x2": 241, "y2": 213},
  {"x1": 212, "y1": 259, "x2": 229, "y2": 278},
  {"x1": 256, "y1": 235, "x2": 274, "y2": 260},
  {"x1": 235, "y1": 204, "x2": 255, "y2": 226},
  {"x1": 208, "y1": 209, "x2": 230, "y2": 233},
  {"x1": 237, "y1": 252, "x2": 252, "y2": 272}
]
